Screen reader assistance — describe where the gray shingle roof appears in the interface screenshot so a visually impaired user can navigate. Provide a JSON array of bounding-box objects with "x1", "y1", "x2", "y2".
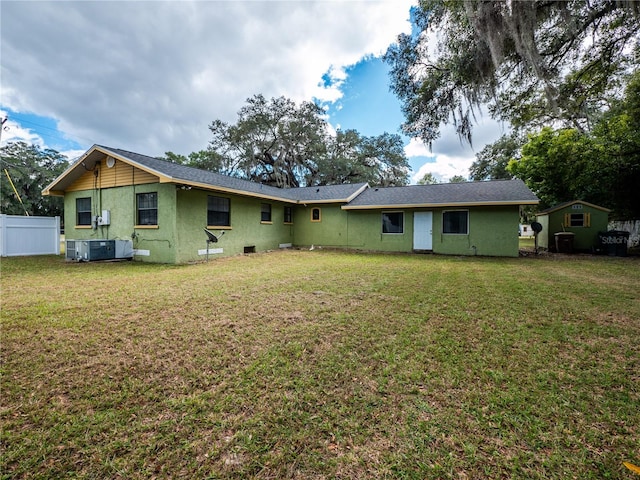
[
  {"x1": 45, "y1": 145, "x2": 538, "y2": 209},
  {"x1": 100, "y1": 146, "x2": 368, "y2": 203},
  {"x1": 100, "y1": 146, "x2": 296, "y2": 201},
  {"x1": 289, "y1": 183, "x2": 369, "y2": 203},
  {"x1": 343, "y1": 179, "x2": 538, "y2": 209}
]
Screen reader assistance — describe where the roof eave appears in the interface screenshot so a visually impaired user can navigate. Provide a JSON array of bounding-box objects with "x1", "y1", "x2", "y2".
[
  {"x1": 537, "y1": 200, "x2": 612, "y2": 215},
  {"x1": 172, "y1": 179, "x2": 298, "y2": 203},
  {"x1": 301, "y1": 198, "x2": 357, "y2": 205},
  {"x1": 42, "y1": 145, "x2": 100, "y2": 196},
  {"x1": 342, "y1": 200, "x2": 539, "y2": 210}
]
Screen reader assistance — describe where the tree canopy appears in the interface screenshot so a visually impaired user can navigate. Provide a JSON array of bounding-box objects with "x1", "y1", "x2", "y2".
[
  {"x1": 508, "y1": 73, "x2": 640, "y2": 219},
  {"x1": 448, "y1": 175, "x2": 468, "y2": 184},
  {"x1": 202, "y1": 94, "x2": 409, "y2": 188},
  {"x1": 0, "y1": 142, "x2": 68, "y2": 217},
  {"x1": 385, "y1": 1, "x2": 640, "y2": 146},
  {"x1": 416, "y1": 172, "x2": 439, "y2": 185},
  {"x1": 162, "y1": 150, "x2": 224, "y2": 172},
  {"x1": 469, "y1": 132, "x2": 524, "y2": 181}
]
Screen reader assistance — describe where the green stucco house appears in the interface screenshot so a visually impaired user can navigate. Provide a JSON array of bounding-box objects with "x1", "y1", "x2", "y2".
[
  {"x1": 535, "y1": 200, "x2": 611, "y2": 252},
  {"x1": 44, "y1": 145, "x2": 539, "y2": 263}
]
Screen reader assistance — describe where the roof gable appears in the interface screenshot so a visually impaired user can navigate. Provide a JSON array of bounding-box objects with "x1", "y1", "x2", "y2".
[
  {"x1": 537, "y1": 200, "x2": 612, "y2": 215},
  {"x1": 43, "y1": 145, "x2": 366, "y2": 203},
  {"x1": 288, "y1": 183, "x2": 369, "y2": 203},
  {"x1": 43, "y1": 146, "x2": 162, "y2": 196}
]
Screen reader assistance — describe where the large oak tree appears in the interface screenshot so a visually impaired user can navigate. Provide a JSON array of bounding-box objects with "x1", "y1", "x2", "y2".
[
  {"x1": 508, "y1": 73, "x2": 640, "y2": 218},
  {"x1": 0, "y1": 142, "x2": 68, "y2": 217},
  {"x1": 201, "y1": 94, "x2": 409, "y2": 188},
  {"x1": 385, "y1": 1, "x2": 640, "y2": 146}
]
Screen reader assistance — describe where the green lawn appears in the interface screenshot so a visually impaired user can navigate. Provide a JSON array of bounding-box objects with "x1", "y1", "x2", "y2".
[
  {"x1": 519, "y1": 235, "x2": 535, "y2": 249},
  {"x1": 2, "y1": 250, "x2": 639, "y2": 479}
]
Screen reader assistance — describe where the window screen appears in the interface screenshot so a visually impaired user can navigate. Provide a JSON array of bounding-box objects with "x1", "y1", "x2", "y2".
[
  {"x1": 443, "y1": 210, "x2": 468, "y2": 234},
  {"x1": 382, "y1": 212, "x2": 404, "y2": 233},
  {"x1": 208, "y1": 196, "x2": 230, "y2": 226},
  {"x1": 76, "y1": 197, "x2": 91, "y2": 225},
  {"x1": 137, "y1": 192, "x2": 158, "y2": 225},
  {"x1": 284, "y1": 206, "x2": 293, "y2": 223},
  {"x1": 261, "y1": 203, "x2": 272, "y2": 222}
]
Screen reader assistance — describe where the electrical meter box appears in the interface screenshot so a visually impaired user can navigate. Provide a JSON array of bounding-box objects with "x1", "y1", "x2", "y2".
[{"x1": 97, "y1": 210, "x2": 110, "y2": 226}]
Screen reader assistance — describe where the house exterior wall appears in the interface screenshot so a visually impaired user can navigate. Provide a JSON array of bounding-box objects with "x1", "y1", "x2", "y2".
[
  {"x1": 65, "y1": 184, "x2": 297, "y2": 263},
  {"x1": 292, "y1": 204, "x2": 350, "y2": 248},
  {"x1": 64, "y1": 183, "x2": 178, "y2": 263},
  {"x1": 66, "y1": 158, "x2": 157, "y2": 191},
  {"x1": 537, "y1": 204, "x2": 609, "y2": 252},
  {"x1": 292, "y1": 206, "x2": 415, "y2": 252},
  {"x1": 62, "y1": 183, "x2": 523, "y2": 262},
  {"x1": 537, "y1": 214, "x2": 550, "y2": 249},
  {"x1": 431, "y1": 206, "x2": 520, "y2": 257},
  {"x1": 295, "y1": 205, "x2": 520, "y2": 257},
  {"x1": 345, "y1": 209, "x2": 414, "y2": 252},
  {"x1": 174, "y1": 189, "x2": 294, "y2": 263}
]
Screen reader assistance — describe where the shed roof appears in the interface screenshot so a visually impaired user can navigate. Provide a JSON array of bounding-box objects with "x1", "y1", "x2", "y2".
[
  {"x1": 43, "y1": 145, "x2": 368, "y2": 204},
  {"x1": 342, "y1": 179, "x2": 539, "y2": 209},
  {"x1": 536, "y1": 200, "x2": 612, "y2": 215}
]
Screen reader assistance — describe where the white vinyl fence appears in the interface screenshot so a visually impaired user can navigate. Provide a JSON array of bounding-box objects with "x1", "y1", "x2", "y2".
[{"x1": 0, "y1": 214, "x2": 60, "y2": 257}]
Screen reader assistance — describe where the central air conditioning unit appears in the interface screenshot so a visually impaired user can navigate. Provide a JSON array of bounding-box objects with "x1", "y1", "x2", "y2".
[
  {"x1": 66, "y1": 239, "x2": 134, "y2": 262},
  {"x1": 115, "y1": 239, "x2": 134, "y2": 259}
]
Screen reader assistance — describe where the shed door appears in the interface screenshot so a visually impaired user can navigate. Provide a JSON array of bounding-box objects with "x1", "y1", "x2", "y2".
[{"x1": 413, "y1": 212, "x2": 433, "y2": 250}]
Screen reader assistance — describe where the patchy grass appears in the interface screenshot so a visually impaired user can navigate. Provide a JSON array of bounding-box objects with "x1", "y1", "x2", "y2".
[
  {"x1": 1, "y1": 250, "x2": 639, "y2": 479},
  {"x1": 519, "y1": 236, "x2": 535, "y2": 249}
]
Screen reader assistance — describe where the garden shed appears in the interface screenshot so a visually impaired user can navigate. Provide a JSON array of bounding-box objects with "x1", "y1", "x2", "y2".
[{"x1": 535, "y1": 200, "x2": 611, "y2": 253}]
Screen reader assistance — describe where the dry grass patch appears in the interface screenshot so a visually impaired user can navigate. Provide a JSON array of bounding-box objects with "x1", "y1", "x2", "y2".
[{"x1": 2, "y1": 250, "x2": 639, "y2": 479}]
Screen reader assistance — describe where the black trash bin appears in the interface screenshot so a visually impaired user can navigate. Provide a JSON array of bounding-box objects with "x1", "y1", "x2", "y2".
[
  {"x1": 555, "y1": 232, "x2": 575, "y2": 253},
  {"x1": 598, "y1": 230, "x2": 629, "y2": 257}
]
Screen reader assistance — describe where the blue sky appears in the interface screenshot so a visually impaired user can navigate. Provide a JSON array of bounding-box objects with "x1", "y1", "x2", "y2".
[
  {"x1": 322, "y1": 57, "x2": 435, "y2": 175},
  {"x1": 323, "y1": 57, "x2": 404, "y2": 137},
  {"x1": 1, "y1": 1, "x2": 500, "y2": 182},
  {"x1": 0, "y1": 110, "x2": 86, "y2": 154}
]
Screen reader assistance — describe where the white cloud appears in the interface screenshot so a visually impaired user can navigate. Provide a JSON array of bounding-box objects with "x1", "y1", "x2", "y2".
[
  {"x1": 404, "y1": 137, "x2": 432, "y2": 158},
  {"x1": 405, "y1": 135, "x2": 475, "y2": 183},
  {"x1": 411, "y1": 153, "x2": 474, "y2": 183},
  {"x1": 0, "y1": 110, "x2": 46, "y2": 148},
  {"x1": 60, "y1": 149, "x2": 87, "y2": 163},
  {"x1": 405, "y1": 115, "x2": 509, "y2": 182},
  {"x1": 1, "y1": 1, "x2": 414, "y2": 156}
]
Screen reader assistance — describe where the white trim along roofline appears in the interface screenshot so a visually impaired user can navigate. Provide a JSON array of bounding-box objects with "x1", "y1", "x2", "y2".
[
  {"x1": 342, "y1": 200, "x2": 539, "y2": 210},
  {"x1": 43, "y1": 145, "x2": 539, "y2": 209}
]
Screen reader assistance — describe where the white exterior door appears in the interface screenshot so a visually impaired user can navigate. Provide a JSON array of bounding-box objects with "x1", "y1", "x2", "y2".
[{"x1": 413, "y1": 211, "x2": 433, "y2": 250}]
